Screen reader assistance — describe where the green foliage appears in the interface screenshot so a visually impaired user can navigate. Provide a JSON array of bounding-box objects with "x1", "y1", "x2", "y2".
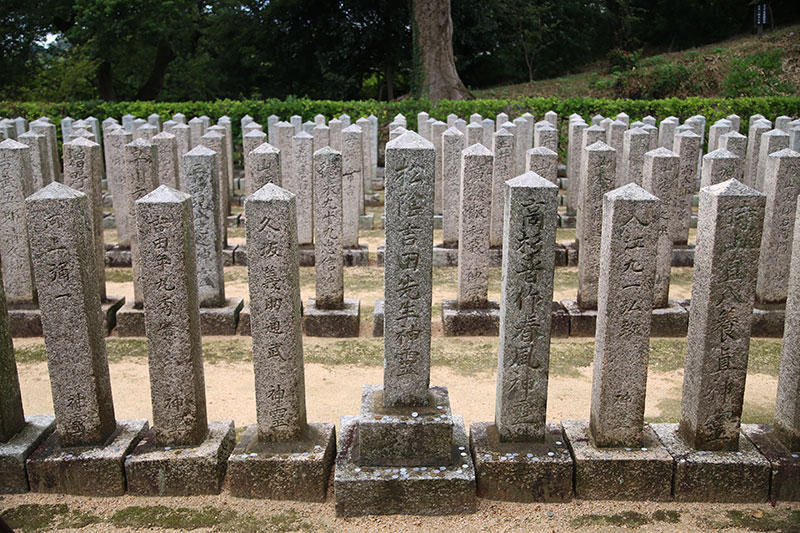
[{"x1": 723, "y1": 50, "x2": 794, "y2": 97}]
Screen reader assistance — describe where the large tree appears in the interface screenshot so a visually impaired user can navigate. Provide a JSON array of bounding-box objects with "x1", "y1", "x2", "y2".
[{"x1": 412, "y1": 0, "x2": 471, "y2": 100}]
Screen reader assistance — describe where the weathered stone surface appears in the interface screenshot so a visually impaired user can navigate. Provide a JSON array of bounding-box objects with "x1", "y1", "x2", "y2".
[
  {"x1": 562, "y1": 420, "x2": 673, "y2": 501},
  {"x1": 17, "y1": 131, "x2": 48, "y2": 191},
  {"x1": 719, "y1": 131, "x2": 747, "y2": 180},
  {"x1": 266, "y1": 115, "x2": 278, "y2": 144},
  {"x1": 534, "y1": 121, "x2": 558, "y2": 154},
  {"x1": 525, "y1": 147, "x2": 558, "y2": 184},
  {"x1": 334, "y1": 414, "x2": 476, "y2": 516},
  {"x1": 756, "y1": 129, "x2": 790, "y2": 191},
  {"x1": 0, "y1": 265, "x2": 25, "y2": 443},
  {"x1": 312, "y1": 147, "x2": 344, "y2": 308},
  {"x1": 0, "y1": 139, "x2": 36, "y2": 306},
  {"x1": 465, "y1": 122, "x2": 483, "y2": 148},
  {"x1": 227, "y1": 422, "x2": 335, "y2": 501},
  {"x1": 673, "y1": 130, "x2": 702, "y2": 245},
  {"x1": 431, "y1": 121, "x2": 447, "y2": 215},
  {"x1": 741, "y1": 424, "x2": 800, "y2": 501},
  {"x1": 490, "y1": 128, "x2": 514, "y2": 248},
  {"x1": 0, "y1": 414, "x2": 55, "y2": 493},
  {"x1": 342, "y1": 125, "x2": 363, "y2": 248},
  {"x1": 441, "y1": 299, "x2": 499, "y2": 336},
  {"x1": 756, "y1": 149, "x2": 800, "y2": 305},
  {"x1": 200, "y1": 130, "x2": 229, "y2": 246},
  {"x1": 171, "y1": 123, "x2": 191, "y2": 188},
  {"x1": 775, "y1": 197, "x2": 800, "y2": 451},
  {"x1": 303, "y1": 298, "x2": 360, "y2": 337},
  {"x1": 576, "y1": 141, "x2": 616, "y2": 310},
  {"x1": 152, "y1": 131, "x2": 179, "y2": 189},
  {"x1": 589, "y1": 183, "x2": 659, "y2": 448},
  {"x1": 356, "y1": 117, "x2": 373, "y2": 197},
  {"x1": 513, "y1": 117, "x2": 530, "y2": 176},
  {"x1": 26, "y1": 183, "x2": 116, "y2": 448},
  {"x1": 495, "y1": 172, "x2": 558, "y2": 441},
  {"x1": 125, "y1": 420, "x2": 234, "y2": 496},
  {"x1": 293, "y1": 131, "x2": 314, "y2": 246},
  {"x1": 29, "y1": 120, "x2": 59, "y2": 184},
  {"x1": 328, "y1": 118, "x2": 343, "y2": 152},
  {"x1": 458, "y1": 144, "x2": 494, "y2": 308},
  {"x1": 481, "y1": 118, "x2": 494, "y2": 148},
  {"x1": 653, "y1": 423, "x2": 770, "y2": 502},
  {"x1": 658, "y1": 116, "x2": 679, "y2": 149},
  {"x1": 744, "y1": 119, "x2": 773, "y2": 188},
  {"x1": 106, "y1": 129, "x2": 133, "y2": 245},
  {"x1": 642, "y1": 147, "x2": 679, "y2": 308},
  {"x1": 245, "y1": 141, "x2": 280, "y2": 195},
  {"x1": 708, "y1": 120, "x2": 732, "y2": 152},
  {"x1": 566, "y1": 120, "x2": 588, "y2": 215},
  {"x1": 312, "y1": 123, "x2": 330, "y2": 153},
  {"x1": 124, "y1": 138, "x2": 159, "y2": 306},
  {"x1": 63, "y1": 136, "x2": 107, "y2": 302},
  {"x1": 470, "y1": 422, "x2": 572, "y2": 502},
  {"x1": 383, "y1": 131, "x2": 434, "y2": 407},
  {"x1": 135, "y1": 123, "x2": 158, "y2": 142},
  {"x1": 188, "y1": 117, "x2": 205, "y2": 148},
  {"x1": 245, "y1": 183, "x2": 306, "y2": 441},
  {"x1": 700, "y1": 148, "x2": 740, "y2": 188},
  {"x1": 136, "y1": 185, "x2": 208, "y2": 445},
  {"x1": 442, "y1": 127, "x2": 465, "y2": 246},
  {"x1": 620, "y1": 127, "x2": 650, "y2": 186},
  {"x1": 243, "y1": 128, "x2": 268, "y2": 174},
  {"x1": 680, "y1": 179, "x2": 765, "y2": 451}
]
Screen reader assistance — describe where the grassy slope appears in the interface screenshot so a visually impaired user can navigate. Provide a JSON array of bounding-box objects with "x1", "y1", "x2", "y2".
[{"x1": 474, "y1": 25, "x2": 800, "y2": 99}]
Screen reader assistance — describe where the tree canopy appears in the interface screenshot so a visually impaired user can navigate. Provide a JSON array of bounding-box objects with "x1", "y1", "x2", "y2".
[{"x1": 1, "y1": 0, "x2": 798, "y2": 101}]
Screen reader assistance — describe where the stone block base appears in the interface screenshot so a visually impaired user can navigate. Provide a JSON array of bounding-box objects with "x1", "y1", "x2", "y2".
[
  {"x1": 334, "y1": 415, "x2": 476, "y2": 517},
  {"x1": 432, "y1": 244, "x2": 458, "y2": 267},
  {"x1": 672, "y1": 244, "x2": 695, "y2": 267},
  {"x1": 364, "y1": 194, "x2": 382, "y2": 207},
  {"x1": 751, "y1": 304, "x2": 785, "y2": 337},
  {"x1": 26, "y1": 419, "x2": 149, "y2": 496},
  {"x1": 299, "y1": 243, "x2": 315, "y2": 267},
  {"x1": 359, "y1": 214, "x2": 374, "y2": 230},
  {"x1": 469, "y1": 422, "x2": 573, "y2": 502},
  {"x1": 651, "y1": 423, "x2": 770, "y2": 502},
  {"x1": 488, "y1": 246, "x2": 502, "y2": 267},
  {"x1": 227, "y1": 422, "x2": 335, "y2": 501},
  {"x1": 124, "y1": 420, "x2": 235, "y2": 496},
  {"x1": 223, "y1": 245, "x2": 236, "y2": 267},
  {"x1": 200, "y1": 298, "x2": 244, "y2": 335},
  {"x1": 741, "y1": 424, "x2": 800, "y2": 502},
  {"x1": 0, "y1": 415, "x2": 56, "y2": 493},
  {"x1": 434, "y1": 214, "x2": 442, "y2": 230},
  {"x1": 562, "y1": 299, "x2": 597, "y2": 337},
  {"x1": 356, "y1": 385, "x2": 454, "y2": 467},
  {"x1": 344, "y1": 244, "x2": 370, "y2": 267},
  {"x1": 115, "y1": 301, "x2": 145, "y2": 336},
  {"x1": 237, "y1": 305, "x2": 251, "y2": 336},
  {"x1": 303, "y1": 298, "x2": 360, "y2": 337},
  {"x1": 377, "y1": 243, "x2": 384, "y2": 266},
  {"x1": 561, "y1": 420, "x2": 673, "y2": 501},
  {"x1": 551, "y1": 301, "x2": 570, "y2": 338},
  {"x1": 372, "y1": 299, "x2": 384, "y2": 337},
  {"x1": 9, "y1": 297, "x2": 124, "y2": 337},
  {"x1": 559, "y1": 213, "x2": 576, "y2": 228},
  {"x1": 651, "y1": 299, "x2": 689, "y2": 337},
  {"x1": 233, "y1": 245, "x2": 248, "y2": 266},
  {"x1": 105, "y1": 244, "x2": 131, "y2": 267},
  {"x1": 441, "y1": 299, "x2": 500, "y2": 336}
]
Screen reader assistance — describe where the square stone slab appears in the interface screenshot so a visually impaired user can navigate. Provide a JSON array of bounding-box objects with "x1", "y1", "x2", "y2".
[
  {"x1": 227, "y1": 422, "x2": 335, "y2": 502},
  {"x1": 298, "y1": 243, "x2": 315, "y2": 267},
  {"x1": 27, "y1": 419, "x2": 149, "y2": 496},
  {"x1": 200, "y1": 297, "x2": 244, "y2": 335},
  {"x1": 237, "y1": 305, "x2": 251, "y2": 336},
  {"x1": 741, "y1": 424, "x2": 800, "y2": 502},
  {"x1": 651, "y1": 299, "x2": 689, "y2": 337},
  {"x1": 8, "y1": 297, "x2": 124, "y2": 337},
  {"x1": 751, "y1": 305, "x2": 785, "y2": 337},
  {"x1": 357, "y1": 385, "x2": 453, "y2": 467},
  {"x1": 432, "y1": 245, "x2": 459, "y2": 267},
  {"x1": 562, "y1": 299, "x2": 597, "y2": 337},
  {"x1": 222, "y1": 245, "x2": 236, "y2": 267},
  {"x1": 672, "y1": 244, "x2": 695, "y2": 267},
  {"x1": 115, "y1": 301, "x2": 145, "y2": 337},
  {"x1": 334, "y1": 415, "x2": 476, "y2": 517},
  {"x1": 562, "y1": 420, "x2": 673, "y2": 501},
  {"x1": 343, "y1": 244, "x2": 369, "y2": 267},
  {"x1": 372, "y1": 298, "x2": 384, "y2": 337},
  {"x1": 469, "y1": 421, "x2": 573, "y2": 502},
  {"x1": 302, "y1": 298, "x2": 360, "y2": 337},
  {"x1": 0, "y1": 415, "x2": 56, "y2": 493},
  {"x1": 358, "y1": 213, "x2": 374, "y2": 230},
  {"x1": 124, "y1": 420, "x2": 235, "y2": 496},
  {"x1": 441, "y1": 299, "x2": 500, "y2": 336},
  {"x1": 652, "y1": 423, "x2": 771, "y2": 502}
]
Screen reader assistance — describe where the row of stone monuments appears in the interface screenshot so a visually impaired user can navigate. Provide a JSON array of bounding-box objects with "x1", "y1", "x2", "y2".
[{"x1": 0, "y1": 127, "x2": 798, "y2": 515}]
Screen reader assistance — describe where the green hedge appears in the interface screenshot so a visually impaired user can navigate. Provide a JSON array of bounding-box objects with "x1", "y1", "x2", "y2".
[{"x1": 2, "y1": 96, "x2": 799, "y2": 145}]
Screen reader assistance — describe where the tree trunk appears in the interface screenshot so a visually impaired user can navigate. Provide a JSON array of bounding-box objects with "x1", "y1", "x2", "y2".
[
  {"x1": 135, "y1": 39, "x2": 176, "y2": 100},
  {"x1": 412, "y1": 0, "x2": 472, "y2": 101},
  {"x1": 97, "y1": 60, "x2": 116, "y2": 101},
  {"x1": 385, "y1": 59, "x2": 394, "y2": 100}
]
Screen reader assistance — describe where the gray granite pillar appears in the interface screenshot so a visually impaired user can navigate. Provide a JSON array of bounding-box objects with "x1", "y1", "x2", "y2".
[
  {"x1": 17, "y1": 131, "x2": 49, "y2": 191},
  {"x1": 29, "y1": 120, "x2": 58, "y2": 184},
  {"x1": 481, "y1": 118, "x2": 494, "y2": 148},
  {"x1": 534, "y1": 121, "x2": 558, "y2": 154},
  {"x1": 328, "y1": 118, "x2": 343, "y2": 152},
  {"x1": 313, "y1": 147, "x2": 344, "y2": 309},
  {"x1": 0, "y1": 267, "x2": 24, "y2": 441},
  {"x1": 744, "y1": 119, "x2": 772, "y2": 188},
  {"x1": 200, "y1": 130, "x2": 229, "y2": 246},
  {"x1": 673, "y1": 130, "x2": 702, "y2": 245},
  {"x1": 431, "y1": 121, "x2": 447, "y2": 216},
  {"x1": 567, "y1": 120, "x2": 587, "y2": 214},
  {"x1": 356, "y1": 117, "x2": 373, "y2": 197},
  {"x1": 171, "y1": 124, "x2": 191, "y2": 189},
  {"x1": 245, "y1": 142, "x2": 281, "y2": 195},
  {"x1": 106, "y1": 128, "x2": 133, "y2": 245},
  {"x1": 188, "y1": 117, "x2": 204, "y2": 148},
  {"x1": 267, "y1": 115, "x2": 278, "y2": 145},
  {"x1": 700, "y1": 148, "x2": 740, "y2": 189},
  {"x1": 342, "y1": 125, "x2": 363, "y2": 248},
  {"x1": 293, "y1": 131, "x2": 314, "y2": 246},
  {"x1": 755, "y1": 129, "x2": 790, "y2": 191},
  {"x1": 125, "y1": 138, "x2": 159, "y2": 306},
  {"x1": 0, "y1": 140, "x2": 35, "y2": 305},
  {"x1": 466, "y1": 122, "x2": 483, "y2": 147},
  {"x1": 442, "y1": 127, "x2": 465, "y2": 246},
  {"x1": 313, "y1": 123, "x2": 330, "y2": 152},
  {"x1": 620, "y1": 127, "x2": 650, "y2": 186},
  {"x1": 490, "y1": 128, "x2": 515, "y2": 248},
  {"x1": 152, "y1": 132, "x2": 179, "y2": 189},
  {"x1": 526, "y1": 146, "x2": 558, "y2": 184}
]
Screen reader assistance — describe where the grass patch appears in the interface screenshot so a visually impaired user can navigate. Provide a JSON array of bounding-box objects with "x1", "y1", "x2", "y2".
[
  {"x1": 1, "y1": 503, "x2": 101, "y2": 531},
  {"x1": 13, "y1": 342, "x2": 47, "y2": 363},
  {"x1": 554, "y1": 268, "x2": 578, "y2": 292},
  {"x1": 110, "y1": 505, "x2": 238, "y2": 530},
  {"x1": 432, "y1": 339, "x2": 497, "y2": 374},
  {"x1": 550, "y1": 340, "x2": 594, "y2": 376},
  {"x1": 228, "y1": 226, "x2": 245, "y2": 239},
  {"x1": 304, "y1": 339, "x2": 383, "y2": 366},
  {"x1": 224, "y1": 267, "x2": 249, "y2": 283},
  {"x1": 105, "y1": 338, "x2": 149, "y2": 361},
  {"x1": 652, "y1": 509, "x2": 681, "y2": 523},
  {"x1": 707, "y1": 509, "x2": 800, "y2": 532},
  {"x1": 105, "y1": 267, "x2": 132, "y2": 282},
  {"x1": 203, "y1": 338, "x2": 252, "y2": 363},
  {"x1": 556, "y1": 228, "x2": 576, "y2": 243},
  {"x1": 571, "y1": 511, "x2": 652, "y2": 528}
]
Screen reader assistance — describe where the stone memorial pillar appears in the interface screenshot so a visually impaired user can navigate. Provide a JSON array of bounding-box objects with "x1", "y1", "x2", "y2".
[
  {"x1": 171, "y1": 123, "x2": 191, "y2": 188},
  {"x1": 25, "y1": 182, "x2": 147, "y2": 495},
  {"x1": 490, "y1": 128, "x2": 515, "y2": 249},
  {"x1": 245, "y1": 142, "x2": 281, "y2": 195},
  {"x1": 188, "y1": 117, "x2": 205, "y2": 148},
  {"x1": 744, "y1": 119, "x2": 772, "y2": 188},
  {"x1": 267, "y1": 114, "x2": 278, "y2": 144},
  {"x1": 700, "y1": 148, "x2": 740, "y2": 188},
  {"x1": 152, "y1": 131, "x2": 179, "y2": 189},
  {"x1": 526, "y1": 146, "x2": 558, "y2": 184},
  {"x1": 29, "y1": 120, "x2": 58, "y2": 184},
  {"x1": 328, "y1": 118, "x2": 343, "y2": 152},
  {"x1": 481, "y1": 118, "x2": 495, "y2": 148},
  {"x1": 653, "y1": 178, "x2": 770, "y2": 503},
  {"x1": 17, "y1": 131, "x2": 49, "y2": 191},
  {"x1": 124, "y1": 185, "x2": 234, "y2": 495},
  {"x1": 106, "y1": 128, "x2": 133, "y2": 245},
  {"x1": 755, "y1": 129, "x2": 790, "y2": 191},
  {"x1": 431, "y1": 121, "x2": 447, "y2": 216},
  {"x1": 466, "y1": 122, "x2": 483, "y2": 147},
  {"x1": 441, "y1": 127, "x2": 465, "y2": 249},
  {"x1": 672, "y1": 130, "x2": 702, "y2": 246},
  {"x1": 292, "y1": 131, "x2": 315, "y2": 247},
  {"x1": 200, "y1": 130, "x2": 229, "y2": 245},
  {"x1": 312, "y1": 123, "x2": 330, "y2": 152},
  {"x1": 566, "y1": 120, "x2": 587, "y2": 215},
  {"x1": 620, "y1": 127, "x2": 650, "y2": 186},
  {"x1": 534, "y1": 121, "x2": 558, "y2": 154}
]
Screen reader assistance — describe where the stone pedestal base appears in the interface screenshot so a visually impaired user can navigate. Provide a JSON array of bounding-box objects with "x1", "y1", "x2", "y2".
[
  {"x1": 344, "y1": 244, "x2": 370, "y2": 267},
  {"x1": 105, "y1": 243, "x2": 131, "y2": 267},
  {"x1": 432, "y1": 244, "x2": 459, "y2": 267},
  {"x1": 9, "y1": 297, "x2": 125, "y2": 337},
  {"x1": 227, "y1": 422, "x2": 335, "y2": 501},
  {"x1": 124, "y1": 420, "x2": 235, "y2": 496},
  {"x1": 551, "y1": 301, "x2": 570, "y2": 338},
  {"x1": 334, "y1": 415, "x2": 476, "y2": 517},
  {"x1": 26, "y1": 419, "x2": 149, "y2": 496},
  {"x1": 364, "y1": 194, "x2": 382, "y2": 207},
  {"x1": 199, "y1": 298, "x2": 244, "y2": 335},
  {"x1": 559, "y1": 213, "x2": 576, "y2": 228},
  {"x1": 562, "y1": 299, "x2": 597, "y2": 337},
  {"x1": 672, "y1": 244, "x2": 695, "y2": 267},
  {"x1": 0, "y1": 415, "x2": 56, "y2": 493},
  {"x1": 469, "y1": 422, "x2": 573, "y2": 502},
  {"x1": 561, "y1": 420, "x2": 673, "y2": 501},
  {"x1": 359, "y1": 213, "x2": 374, "y2": 230},
  {"x1": 377, "y1": 243, "x2": 385, "y2": 266},
  {"x1": 488, "y1": 246, "x2": 502, "y2": 267},
  {"x1": 238, "y1": 305, "x2": 251, "y2": 336},
  {"x1": 651, "y1": 423, "x2": 770, "y2": 502},
  {"x1": 441, "y1": 299, "x2": 500, "y2": 336},
  {"x1": 303, "y1": 298, "x2": 360, "y2": 337},
  {"x1": 298, "y1": 243, "x2": 315, "y2": 267},
  {"x1": 741, "y1": 424, "x2": 799, "y2": 502},
  {"x1": 372, "y1": 299, "x2": 384, "y2": 337},
  {"x1": 651, "y1": 299, "x2": 689, "y2": 337},
  {"x1": 115, "y1": 301, "x2": 145, "y2": 336},
  {"x1": 223, "y1": 245, "x2": 236, "y2": 267},
  {"x1": 751, "y1": 304, "x2": 785, "y2": 337}
]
